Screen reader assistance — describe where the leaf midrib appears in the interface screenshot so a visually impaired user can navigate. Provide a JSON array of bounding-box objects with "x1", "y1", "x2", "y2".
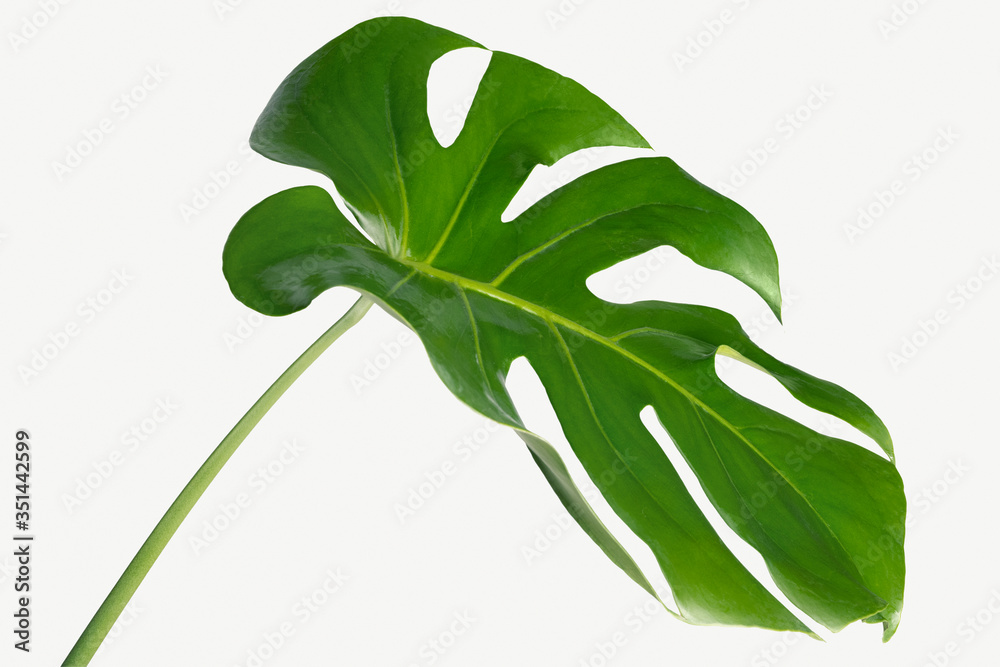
[
  {"x1": 400, "y1": 256, "x2": 728, "y2": 426},
  {"x1": 394, "y1": 255, "x2": 864, "y2": 581}
]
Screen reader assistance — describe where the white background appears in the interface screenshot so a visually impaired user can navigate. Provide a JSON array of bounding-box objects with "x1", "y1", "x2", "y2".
[{"x1": 3, "y1": 0, "x2": 999, "y2": 665}]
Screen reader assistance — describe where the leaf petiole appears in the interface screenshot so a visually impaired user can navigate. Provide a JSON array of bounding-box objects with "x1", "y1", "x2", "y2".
[{"x1": 63, "y1": 295, "x2": 373, "y2": 666}]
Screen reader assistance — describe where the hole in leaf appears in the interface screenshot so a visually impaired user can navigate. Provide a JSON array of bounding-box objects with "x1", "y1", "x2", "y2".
[
  {"x1": 585, "y1": 245, "x2": 682, "y2": 304},
  {"x1": 714, "y1": 351, "x2": 885, "y2": 459},
  {"x1": 426, "y1": 47, "x2": 492, "y2": 148},
  {"x1": 585, "y1": 245, "x2": 777, "y2": 325},
  {"x1": 505, "y1": 356, "x2": 669, "y2": 589},
  {"x1": 501, "y1": 145, "x2": 650, "y2": 222},
  {"x1": 639, "y1": 405, "x2": 821, "y2": 635}
]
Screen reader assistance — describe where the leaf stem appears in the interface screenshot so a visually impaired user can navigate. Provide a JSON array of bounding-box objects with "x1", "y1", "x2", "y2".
[{"x1": 63, "y1": 295, "x2": 373, "y2": 666}]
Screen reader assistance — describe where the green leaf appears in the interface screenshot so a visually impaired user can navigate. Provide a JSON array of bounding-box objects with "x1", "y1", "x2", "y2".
[{"x1": 225, "y1": 17, "x2": 905, "y2": 639}]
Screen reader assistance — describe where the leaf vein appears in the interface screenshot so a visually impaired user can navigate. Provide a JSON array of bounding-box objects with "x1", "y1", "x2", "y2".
[{"x1": 492, "y1": 202, "x2": 713, "y2": 286}]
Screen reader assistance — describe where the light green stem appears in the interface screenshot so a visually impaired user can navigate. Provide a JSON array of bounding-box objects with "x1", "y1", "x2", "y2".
[{"x1": 63, "y1": 296, "x2": 373, "y2": 666}]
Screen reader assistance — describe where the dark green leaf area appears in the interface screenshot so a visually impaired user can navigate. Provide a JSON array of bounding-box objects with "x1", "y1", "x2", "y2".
[{"x1": 224, "y1": 17, "x2": 904, "y2": 640}]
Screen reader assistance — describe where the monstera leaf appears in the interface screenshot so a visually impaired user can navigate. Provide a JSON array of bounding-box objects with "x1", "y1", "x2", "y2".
[{"x1": 224, "y1": 17, "x2": 905, "y2": 639}]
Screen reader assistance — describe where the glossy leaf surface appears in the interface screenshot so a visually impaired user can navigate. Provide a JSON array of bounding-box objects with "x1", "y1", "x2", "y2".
[{"x1": 224, "y1": 17, "x2": 905, "y2": 639}]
